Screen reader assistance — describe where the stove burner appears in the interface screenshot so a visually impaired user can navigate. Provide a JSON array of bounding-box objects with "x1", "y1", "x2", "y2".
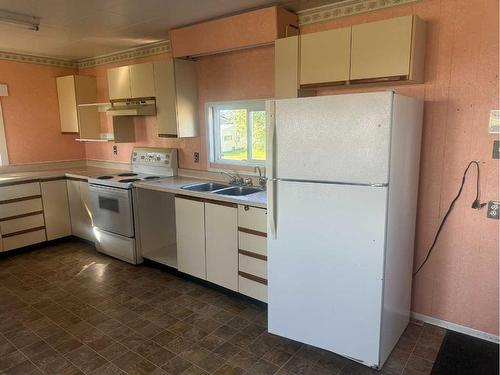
[
  {"x1": 97, "y1": 176, "x2": 114, "y2": 180},
  {"x1": 143, "y1": 176, "x2": 160, "y2": 180},
  {"x1": 118, "y1": 172, "x2": 138, "y2": 177},
  {"x1": 118, "y1": 178, "x2": 141, "y2": 183}
]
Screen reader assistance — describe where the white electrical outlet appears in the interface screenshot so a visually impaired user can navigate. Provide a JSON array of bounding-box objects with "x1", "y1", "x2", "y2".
[{"x1": 489, "y1": 110, "x2": 500, "y2": 133}]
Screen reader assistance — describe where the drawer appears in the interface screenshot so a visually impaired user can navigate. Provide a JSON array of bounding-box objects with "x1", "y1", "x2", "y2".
[
  {"x1": 3, "y1": 229, "x2": 46, "y2": 251},
  {"x1": 0, "y1": 198, "x2": 43, "y2": 219},
  {"x1": 0, "y1": 213, "x2": 45, "y2": 235},
  {"x1": 238, "y1": 205, "x2": 267, "y2": 233},
  {"x1": 239, "y1": 275, "x2": 267, "y2": 303},
  {"x1": 239, "y1": 231, "x2": 267, "y2": 256},
  {"x1": 0, "y1": 182, "x2": 40, "y2": 201},
  {"x1": 239, "y1": 254, "x2": 267, "y2": 279}
]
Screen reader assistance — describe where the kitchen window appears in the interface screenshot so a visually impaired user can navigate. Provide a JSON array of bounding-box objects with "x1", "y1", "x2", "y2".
[{"x1": 207, "y1": 100, "x2": 266, "y2": 167}]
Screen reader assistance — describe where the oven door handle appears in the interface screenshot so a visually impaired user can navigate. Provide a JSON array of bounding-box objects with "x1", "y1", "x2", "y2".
[{"x1": 89, "y1": 184, "x2": 131, "y2": 197}]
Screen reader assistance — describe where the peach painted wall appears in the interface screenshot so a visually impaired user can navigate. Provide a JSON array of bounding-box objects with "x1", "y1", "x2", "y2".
[
  {"x1": 80, "y1": 46, "x2": 275, "y2": 171},
  {"x1": 0, "y1": 60, "x2": 85, "y2": 164},
  {"x1": 301, "y1": 0, "x2": 499, "y2": 335}
]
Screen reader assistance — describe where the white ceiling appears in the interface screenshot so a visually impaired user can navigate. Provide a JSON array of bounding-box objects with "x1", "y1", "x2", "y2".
[{"x1": 0, "y1": 0, "x2": 341, "y2": 61}]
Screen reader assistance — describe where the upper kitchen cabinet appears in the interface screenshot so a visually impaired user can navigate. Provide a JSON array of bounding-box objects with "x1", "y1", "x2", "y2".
[
  {"x1": 107, "y1": 66, "x2": 131, "y2": 100},
  {"x1": 107, "y1": 62, "x2": 155, "y2": 100},
  {"x1": 350, "y1": 15, "x2": 426, "y2": 82},
  {"x1": 154, "y1": 59, "x2": 199, "y2": 138},
  {"x1": 56, "y1": 75, "x2": 100, "y2": 138},
  {"x1": 275, "y1": 35, "x2": 299, "y2": 99},
  {"x1": 300, "y1": 27, "x2": 351, "y2": 86},
  {"x1": 130, "y1": 63, "x2": 155, "y2": 98}
]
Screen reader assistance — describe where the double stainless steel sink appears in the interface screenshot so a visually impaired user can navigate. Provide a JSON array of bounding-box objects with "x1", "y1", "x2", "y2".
[{"x1": 181, "y1": 182, "x2": 263, "y2": 196}]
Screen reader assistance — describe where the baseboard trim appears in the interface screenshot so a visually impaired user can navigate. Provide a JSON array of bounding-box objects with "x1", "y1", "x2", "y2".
[{"x1": 411, "y1": 312, "x2": 499, "y2": 344}]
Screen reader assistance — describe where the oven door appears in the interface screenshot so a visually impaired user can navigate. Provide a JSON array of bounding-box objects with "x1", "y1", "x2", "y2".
[{"x1": 89, "y1": 184, "x2": 134, "y2": 237}]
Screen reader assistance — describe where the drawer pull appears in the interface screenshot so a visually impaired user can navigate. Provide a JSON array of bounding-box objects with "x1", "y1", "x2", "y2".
[
  {"x1": 0, "y1": 211, "x2": 44, "y2": 222},
  {"x1": 2, "y1": 226, "x2": 46, "y2": 238},
  {"x1": 0, "y1": 195, "x2": 42, "y2": 205},
  {"x1": 238, "y1": 227, "x2": 267, "y2": 238},
  {"x1": 238, "y1": 271, "x2": 267, "y2": 285},
  {"x1": 238, "y1": 249, "x2": 267, "y2": 261}
]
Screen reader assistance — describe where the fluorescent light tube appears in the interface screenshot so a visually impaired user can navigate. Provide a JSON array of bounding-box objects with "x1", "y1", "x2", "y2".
[{"x1": 0, "y1": 9, "x2": 40, "y2": 31}]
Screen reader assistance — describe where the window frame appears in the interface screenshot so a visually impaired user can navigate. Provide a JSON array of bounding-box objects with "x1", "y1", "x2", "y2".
[{"x1": 207, "y1": 99, "x2": 267, "y2": 167}]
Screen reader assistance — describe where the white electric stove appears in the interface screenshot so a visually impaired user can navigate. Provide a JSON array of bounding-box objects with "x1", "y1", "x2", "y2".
[{"x1": 88, "y1": 147, "x2": 177, "y2": 264}]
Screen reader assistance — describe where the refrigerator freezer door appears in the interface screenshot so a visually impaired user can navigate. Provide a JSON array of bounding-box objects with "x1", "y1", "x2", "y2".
[
  {"x1": 268, "y1": 180, "x2": 387, "y2": 367},
  {"x1": 273, "y1": 92, "x2": 393, "y2": 184}
]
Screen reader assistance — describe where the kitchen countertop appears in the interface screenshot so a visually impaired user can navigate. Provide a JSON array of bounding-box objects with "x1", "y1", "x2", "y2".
[
  {"x1": 134, "y1": 176, "x2": 267, "y2": 208},
  {"x1": 0, "y1": 167, "x2": 126, "y2": 185},
  {"x1": 0, "y1": 168, "x2": 267, "y2": 208}
]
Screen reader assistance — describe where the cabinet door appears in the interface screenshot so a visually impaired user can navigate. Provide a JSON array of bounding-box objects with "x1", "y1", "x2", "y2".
[
  {"x1": 56, "y1": 76, "x2": 78, "y2": 133},
  {"x1": 174, "y1": 59, "x2": 199, "y2": 138},
  {"x1": 130, "y1": 62, "x2": 155, "y2": 98},
  {"x1": 154, "y1": 59, "x2": 178, "y2": 136},
  {"x1": 67, "y1": 179, "x2": 83, "y2": 238},
  {"x1": 300, "y1": 28, "x2": 351, "y2": 85},
  {"x1": 175, "y1": 197, "x2": 206, "y2": 279},
  {"x1": 41, "y1": 180, "x2": 71, "y2": 241},
  {"x1": 67, "y1": 179, "x2": 94, "y2": 241},
  {"x1": 107, "y1": 66, "x2": 131, "y2": 100},
  {"x1": 350, "y1": 16, "x2": 413, "y2": 80},
  {"x1": 205, "y1": 202, "x2": 238, "y2": 291},
  {"x1": 79, "y1": 181, "x2": 94, "y2": 242},
  {"x1": 275, "y1": 36, "x2": 299, "y2": 99}
]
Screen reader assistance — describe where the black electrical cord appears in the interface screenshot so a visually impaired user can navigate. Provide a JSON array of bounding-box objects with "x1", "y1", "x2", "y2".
[{"x1": 413, "y1": 161, "x2": 486, "y2": 277}]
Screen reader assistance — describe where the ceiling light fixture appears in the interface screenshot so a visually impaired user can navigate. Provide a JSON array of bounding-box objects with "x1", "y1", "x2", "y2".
[{"x1": 0, "y1": 9, "x2": 40, "y2": 31}]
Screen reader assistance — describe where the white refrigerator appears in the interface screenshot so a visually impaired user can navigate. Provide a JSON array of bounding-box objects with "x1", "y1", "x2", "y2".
[{"x1": 266, "y1": 92, "x2": 423, "y2": 369}]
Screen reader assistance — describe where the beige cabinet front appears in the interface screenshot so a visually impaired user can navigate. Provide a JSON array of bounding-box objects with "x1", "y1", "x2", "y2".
[
  {"x1": 175, "y1": 197, "x2": 206, "y2": 279},
  {"x1": 351, "y1": 15, "x2": 421, "y2": 81},
  {"x1": 41, "y1": 179, "x2": 71, "y2": 241},
  {"x1": 155, "y1": 59, "x2": 199, "y2": 137},
  {"x1": 107, "y1": 66, "x2": 131, "y2": 100},
  {"x1": 67, "y1": 179, "x2": 94, "y2": 242},
  {"x1": 129, "y1": 62, "x2": 155, "y2": 98},
  {"x1": 205, "y1": 202, "x2": 238, "y2": 291},
  {"x1": 300, "y1": 27, "x2": 351, "y2": 85},
  {"x1": 56, "y1": 75, "x2": 99, "y2": 137},
  {"x1": 275, "y1": 35, "x2": 299, "y2": 99}
]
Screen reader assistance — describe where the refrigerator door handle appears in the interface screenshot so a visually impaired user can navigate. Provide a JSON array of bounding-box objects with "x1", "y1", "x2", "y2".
[
  {"x1": 266, "y1": 100, "x2": 277, "y2": 239},
  {"x1": 268, "y1": 178, "x2": 277, "y2": 239},
  {"x1": 266, "y1": 100, "x2": 276, "y2": 180}
]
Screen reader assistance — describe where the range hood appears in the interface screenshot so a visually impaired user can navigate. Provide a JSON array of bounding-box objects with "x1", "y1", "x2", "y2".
[{"x1": 106, "y1": 99, "x2": 156, "y2": 117}]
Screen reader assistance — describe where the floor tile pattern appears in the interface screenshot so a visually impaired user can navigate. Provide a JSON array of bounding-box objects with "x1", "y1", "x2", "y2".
[{"x1": 0, "y1": 240, "x2": 445, "y2": 374}]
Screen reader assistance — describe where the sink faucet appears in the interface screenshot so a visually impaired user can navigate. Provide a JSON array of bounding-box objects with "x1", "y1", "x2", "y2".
[
  {"x1": 221, "y1": 170, "x2": 244, "y2": 185},
  {"x1": 255, "y1": 166, "x2": 266, "y2": 189}
]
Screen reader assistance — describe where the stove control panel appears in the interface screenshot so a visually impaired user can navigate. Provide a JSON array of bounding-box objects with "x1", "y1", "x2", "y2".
[{"x1": 131, "y1": 147, "x2": 178, "y2": 176}]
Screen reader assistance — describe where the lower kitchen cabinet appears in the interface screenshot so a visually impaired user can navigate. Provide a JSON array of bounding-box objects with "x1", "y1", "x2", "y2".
[
  {"x1": 205, "y1": 201, "x2": 238, "y2": 291},
  {"x1": 175, "y1": 195, "x2": 266, "y2": 301},
  {"x1": 175, "y1": 196, "x2": 206, "y2": 279},
  {"x1": 0, "y1": 181, "x2": 47, "y2": 252},
  {"x1": 67, "y1": 179, "x2": 94, "y2": 242},
  {"x1": 41, "y1": 179, "x2": 72, "y2": 240}
]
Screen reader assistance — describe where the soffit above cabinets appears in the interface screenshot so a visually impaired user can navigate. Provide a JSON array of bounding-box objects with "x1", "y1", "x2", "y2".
[{"x1": 0, "y1": 0, "x2": 344, "y2": 61}]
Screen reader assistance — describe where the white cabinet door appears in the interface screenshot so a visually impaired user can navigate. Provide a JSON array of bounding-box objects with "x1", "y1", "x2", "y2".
[
  {"x1": 67, "y1": 179, "x2": 94, "y2": 242},
  {"x1": 41, "y1": 180, "x2": 71, "y2": 240},
  {"x1": 205, "y1": 202, "x2": 238, "y2": 291},
  {"x1": 175, "y1": 197, "x2": 206, "y2": 279},
  {"x1": 107, "y1": 66, "x2": 131, "y2": 100},
  {"x1": 130, "y1": 62, "x2": 155, "y2": 98}
]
